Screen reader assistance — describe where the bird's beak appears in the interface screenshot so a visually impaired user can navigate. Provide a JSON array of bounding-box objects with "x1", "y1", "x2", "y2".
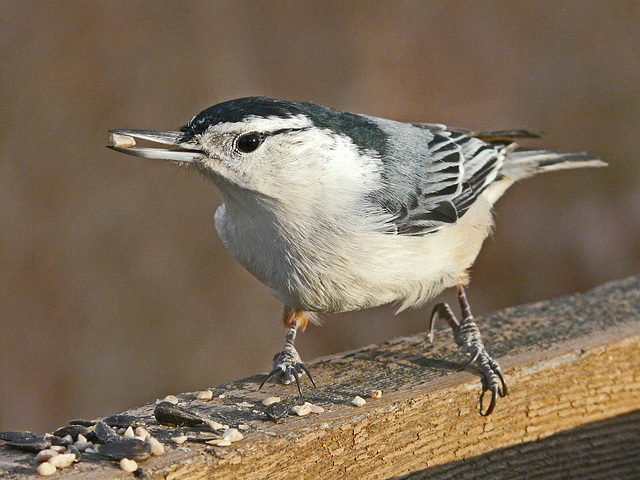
[{"x1": 107, "y1": 129, "x2": 203, "y2": 163}]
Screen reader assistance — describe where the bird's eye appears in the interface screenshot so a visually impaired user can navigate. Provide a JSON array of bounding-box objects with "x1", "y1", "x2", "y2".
[{"x1": 236, "y1": 133, "x2": 262, "y2": 153}]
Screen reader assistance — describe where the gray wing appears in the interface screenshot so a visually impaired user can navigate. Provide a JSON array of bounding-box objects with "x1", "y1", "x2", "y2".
[{"x1": 367, "y1": 123, "x2": 510, "y2": 236}]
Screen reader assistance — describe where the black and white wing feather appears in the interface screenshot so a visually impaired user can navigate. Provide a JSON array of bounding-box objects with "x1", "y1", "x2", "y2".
[{"x1": 368, "y1": 124, "x2": 511, "y2": 236}]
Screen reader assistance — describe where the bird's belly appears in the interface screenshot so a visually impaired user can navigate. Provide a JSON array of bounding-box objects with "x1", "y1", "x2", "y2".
[{"x1": 214, "y1": 196, "x2": 494, "y2": 313}]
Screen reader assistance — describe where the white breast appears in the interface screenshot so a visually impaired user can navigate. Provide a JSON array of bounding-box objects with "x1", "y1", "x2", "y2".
[{"x1": 214, "y1": 180, "x2": 503, "y2": 313}]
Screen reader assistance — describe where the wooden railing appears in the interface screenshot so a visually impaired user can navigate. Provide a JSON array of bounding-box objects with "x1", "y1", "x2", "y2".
[{"x1": 2, "y1": 276, "x2": 640, "y2": 479}]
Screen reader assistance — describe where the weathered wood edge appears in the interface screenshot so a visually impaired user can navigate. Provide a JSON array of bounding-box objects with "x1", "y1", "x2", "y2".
[{"x1": 2, "y1": 276, "x2": 640, "y2": 479}]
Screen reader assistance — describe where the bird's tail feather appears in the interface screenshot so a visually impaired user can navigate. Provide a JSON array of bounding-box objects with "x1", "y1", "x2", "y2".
[{"x1": 503, "y1": 148, "x2": 607, "y2": 179}]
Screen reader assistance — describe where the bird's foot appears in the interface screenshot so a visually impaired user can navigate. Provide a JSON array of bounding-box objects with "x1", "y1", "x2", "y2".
[
  {"x1": 259, "y1": 344, "x2": 316, "y2": 396},
  {"x1": 430, "y1": 301, "x2": 507, "y2": 416}
]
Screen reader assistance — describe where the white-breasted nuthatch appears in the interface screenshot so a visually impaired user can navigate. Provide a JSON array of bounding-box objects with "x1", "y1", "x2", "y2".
[{"x1": 109, "y1": 97, "x2": 606, "y2": 415}]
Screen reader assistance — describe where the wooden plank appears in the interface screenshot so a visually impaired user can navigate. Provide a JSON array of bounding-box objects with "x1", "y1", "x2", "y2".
[{"x1": 1, "y1": 276, "x2": 640, "y2": 479}]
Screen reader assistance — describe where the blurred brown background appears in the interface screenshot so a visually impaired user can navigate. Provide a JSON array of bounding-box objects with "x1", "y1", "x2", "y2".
[{"x1": 1, "y1": 1, "x2": 638, "y2": 433}]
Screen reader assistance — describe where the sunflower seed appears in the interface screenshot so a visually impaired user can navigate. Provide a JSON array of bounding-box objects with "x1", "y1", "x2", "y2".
[
  {"x1": 120, "y1": 458, "x2": 138, "y2": 472},
  {"x1": 37, "y1": 462, "x2": 57, "y2": 476},
  {"x1": 95, "y1": 438, "x2": 151, "y2": 461},
  {"x1": 206, "y1": 439, "x2": 232, "y2": 447},
  {"x1": 261, "y1": 396, "x2": 281, "y2": 407},
  {"x1": 48, "y1": 453, "x2": 76, "y2": 468},
  {"x1": 53, "y1": 425, "x2": 92, "y2": 439},
  {"x1": 146, "y1": 436, "x2": 165, "y2": 456},
  {"x1": 110, "y1": 133, "x2": 136, "y2": 148},
  {"x1": 94, "y1": 421, "x2": 119, "y2": 444},
  {"x1": 0, "y1": 431, "x2": 39, "y2": 442},
  {"x1": 291, "y1": 404, "x2": 311, "y2": 416},
  {"x1": 303, "y1": 402, "x2": 324, "y2": 414},
  {"x1": 154, "y1": 402, "x2": 205, "y2": 427},
  {"x1": 69, "y1": 419, "x2": 96, "y2": 427},
  {"x1": 36, "y1": 449, "x2": 59, "y2": 463},
  {"x1": 157, "y1": 395, "x2": 179, "y2": 405},
  {"x1": 134, "y1": 427, "x2": 150, "y2": 441},
  {"x1": 352, "y1": 396, "x2": 366, "y2": 407},
  {"x1": 204, "y1": 419, "x2": 225, "y2": 431},
  {"x1": 4, "y1": 436, "x2": 51, "y2": 452},
  {"x1": 196, "y1": 390, "x2": 213, "y2": 401},
  {"x1": 265, "y1": 402, "x2": 288, "y2": 421},
  {"x1": 221, "y1": 428, "x2": 243, "y2": 443},
  {"x1": 171, "y1": 435, "x2": 188, "y2": 445},
  {"x1": 103, "y1": 414, "x2": 141, "y2": 428},
  {"x1": 66, "y1": 445, "x2": 82, "y2": 462}
]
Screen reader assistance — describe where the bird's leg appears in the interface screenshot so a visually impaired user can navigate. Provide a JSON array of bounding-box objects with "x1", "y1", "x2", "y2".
[
  {"x1": 259, "y1": 306, "x2": 317, "y2": 396},
  {"x1": 428, "y1": 285, "x2": 507, "y2": 416}
]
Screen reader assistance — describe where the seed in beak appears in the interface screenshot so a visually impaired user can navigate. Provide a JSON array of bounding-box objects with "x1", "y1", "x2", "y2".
[{"x1": 109, "y1": 133, "x2": 136, "y2": 148}]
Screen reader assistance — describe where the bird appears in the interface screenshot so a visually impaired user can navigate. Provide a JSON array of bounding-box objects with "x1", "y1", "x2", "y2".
[{"x1": 108, "y1": 96, "x2": 606, "y2": 415}]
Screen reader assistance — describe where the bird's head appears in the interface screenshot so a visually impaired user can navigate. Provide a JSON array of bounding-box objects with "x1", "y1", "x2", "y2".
[{"x1": 109, "y1": 97, "x2": 385, "y2": 207}]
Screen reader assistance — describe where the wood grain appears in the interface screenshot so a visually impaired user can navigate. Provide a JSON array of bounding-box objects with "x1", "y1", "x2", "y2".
[{"x1": 1, "y1": 276, "x2": 640, "y2": 479}]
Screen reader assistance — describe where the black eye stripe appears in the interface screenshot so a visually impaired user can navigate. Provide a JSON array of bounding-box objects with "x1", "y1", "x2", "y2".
[{"x1": 269, "y1": 127, "x2": 308, "y2": 136}]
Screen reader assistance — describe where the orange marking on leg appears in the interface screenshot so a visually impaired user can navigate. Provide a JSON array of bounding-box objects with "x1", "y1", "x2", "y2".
[{"x1": 283, "y1": 305, "x2": 309, "y2": 332}]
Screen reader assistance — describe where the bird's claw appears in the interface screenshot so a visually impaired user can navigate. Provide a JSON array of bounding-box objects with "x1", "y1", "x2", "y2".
[
  {"x1": 259, "y1": 347, "x2": 316, "y2": 397},
  {"x1": 431, "y1": 302, "x2": 507, "y2": 416}
]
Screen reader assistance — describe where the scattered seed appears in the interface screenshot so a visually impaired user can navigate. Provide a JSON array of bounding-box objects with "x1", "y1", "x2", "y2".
[
  {"x1": 146, "y1": 436, "x2": 165, "y2": 456},
  {"x1": 36, "y1": 449, "x2": 59, "y2": 463},
  {"x1": 4, "y1": 436, "x2": 51, "y2": 452},
  {"x1": 134, "y1": 427, "x2": 150, "y2": 440},
  {"x1": 185, "y1": 431, "x2": 219, "y2": 442},
  {"x1": 69, "y1": 419, "x2": 96, "y2": 427},
  {"x1": 204, "y1": 419, "x2": 224, "y2": 431},
  {"x1": 236, "y1": 402, "x2": 252, "y2": 408},
  {"x1": 103, "y1": 414, "x2": 140, "y2": 428},
  {"x1": 292, "y1": 404, "x2": 312, "y2": 416},
  {"x1": 158, "y1": 395, "x2": 179, "y2": 405},
  {"x1": 50, "y1": 445, "x2": 67, "y2": 453},
  {"x1": 370, "y1": 390, "x2": 382, "y2": 399},
  {"x1": 61, "y1": 435, "x2": 74, "y2": 445},
  {"x1": 95, "y1": 439, "x2": 151, "y2": 461},
  {"x1": 53, "y1": 425, "x2": 92, "y2": 439},
  {"x1": 120, "y1": 458, "x2": 138, "y2": 473},
  {"x1": 74, "y1": 433, "x2": 92, "y2": 451},
  {"x1": 48, "y1": 453, "x2": 76, "y2": 468},
  {"x1": 123, "y1": 426, "x2": 135, "y2": 438},
  {"x1": 218, "y1": 394, "x2": 226, "y2": 398},
  {"x1": 206, "y1": 439, "x2": 232, "y2": 447},
  {"x1": 171, "y1": 435, "x2": 188, "y2": 445},
  {"x1": 110, "y1": 133, "x2": 136, "y2": 148},
  {"x1": 44, "y1": 433, "x2": 68, "y2": 446},
  {"x1": 154, "y1": 402, "x2": 205, "y2": 427},
  {"x1": 261, "y1": 396, "x2": 281, "y2": 407},
  {"x1": 352, "y1": 396, "x2": 366, "y2": 407},
  {"x1": 84, "y1": 447, "x2": 96, "y2": 454},
  {"x1": 94, "y1": 421, "x2": 119, "y2": 444},
  {"x1": 237, "y1": 424, "x2": 250, "y2": 431},
  {"x1": 265, "y1": 402, "x2": 288, "y2": 422},
  {"x1": 221, "y1": 428, "x2": 243, "y2": 443},
  {"x1": 196, "y1": 390, "x2": 213, "y2": 401},
  {"x1": 0, "y1": 431, "x2": 38, "y2": 442},
  {"x1": 304, "y1": 402, "x2": 324, "y2": 414},
  {"x1": 66, "y1": 445, "x2": 82, "y2": 462},
  {"x1": 75, "y1": 440, "x2": 92, "y2": 452},
  {"x1": 37, "y1": 462, "x2": 57, "y2": 476}
]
